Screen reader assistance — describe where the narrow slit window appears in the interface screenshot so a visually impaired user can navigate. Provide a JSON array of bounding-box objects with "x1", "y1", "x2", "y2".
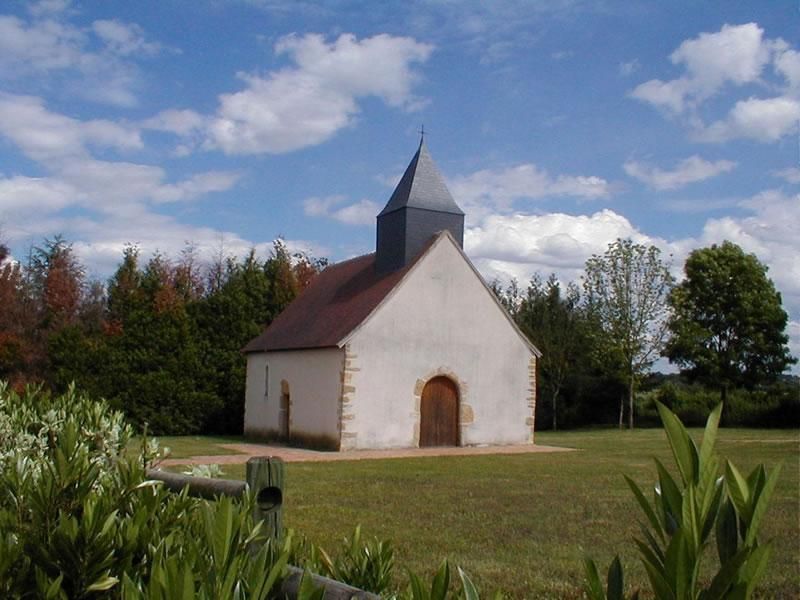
[{"x1": 264, "y1": 364, "x2": 269, "y2": 401}]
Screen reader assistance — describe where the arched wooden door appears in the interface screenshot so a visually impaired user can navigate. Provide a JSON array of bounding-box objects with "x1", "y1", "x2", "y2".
[{"x1": 420, "y1": 376, "x2": 459, "y2": 447}]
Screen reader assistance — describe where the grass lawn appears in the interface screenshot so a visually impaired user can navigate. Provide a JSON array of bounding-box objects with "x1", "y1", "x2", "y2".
[{"x1": 177, "y1": 428, "x2": 799, "y2": 598}]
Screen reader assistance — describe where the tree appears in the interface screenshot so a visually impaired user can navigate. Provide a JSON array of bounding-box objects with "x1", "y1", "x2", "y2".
[
  {"x1": 29, "y1": 236, "x2": 85, "y2": 331},
  {"x1": 193, "y1": 242, "x2": 325, "y2": 434},
  {"x1": 666, "y1": 241, "x2": 796, "y2": 402},
  {"x1": 0, "y1": 242, "x2": 28, "y2": 386},
  {"x1": 192, "y1": 250, "x2": 274, "y2": 434},
  {"x1": 515, "y1": 275, "x2": 586, "y2": 430},
  {"x1": 583, "y1": 238, "x2": 673, "y2": 429}
]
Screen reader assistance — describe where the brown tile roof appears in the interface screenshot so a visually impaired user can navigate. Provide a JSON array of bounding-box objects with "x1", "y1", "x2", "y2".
[{"x1": 242, "y1": 251, "x2": 413, "y2": 353}]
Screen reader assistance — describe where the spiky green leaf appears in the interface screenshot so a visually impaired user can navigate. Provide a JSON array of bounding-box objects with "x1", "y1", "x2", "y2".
[
  {"x1": 583, "y1": 557, "x2": 605, "y2": 600},
  {"x1": 725, "y1": 462, "x2": 751, "y2": 522},
  {"x1": 458, "y1": 567, "x2": 480, "y2": 600},
  {"x1": 607, "y1": 556, "x2": 624, "y2": 600},
  {"x1": 657, "y1": 401, "x2": 699, "y2": 486},
  {"x1": 745, "y1": 463, "x2": 782, "y2": 547},
  {"x1": 626, "y1": 475, "x2": 665, "y2": 542}
]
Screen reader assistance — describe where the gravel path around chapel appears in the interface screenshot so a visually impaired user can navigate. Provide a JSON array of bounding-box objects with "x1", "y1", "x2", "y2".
[{"x1": 160, "y1": 442, "x2": 574, "y2": 466}]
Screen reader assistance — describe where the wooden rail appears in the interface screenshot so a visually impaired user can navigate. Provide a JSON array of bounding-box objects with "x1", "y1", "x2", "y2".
[
  {"x1": 145, "y1": 468, "x2": 247, "y2": 499},
  {"x1": 146, "y1": 457, "x2": 378, "y2": 600},
  {"x1": 282, "y1": 566, "x2": 379, "y2": 600}
]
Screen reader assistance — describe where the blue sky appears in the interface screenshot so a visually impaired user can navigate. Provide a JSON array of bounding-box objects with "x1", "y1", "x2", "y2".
[{"x1": 1, "y1": 0, "x2": 798, "y2": 369}]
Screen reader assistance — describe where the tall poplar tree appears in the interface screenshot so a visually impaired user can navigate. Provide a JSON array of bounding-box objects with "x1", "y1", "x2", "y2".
[{"x1": 583, "y1": 238, "x2": 673, "y2": 429}]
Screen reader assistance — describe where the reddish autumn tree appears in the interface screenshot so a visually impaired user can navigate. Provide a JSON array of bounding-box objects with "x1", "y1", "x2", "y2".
[
  {"x1": 0, "y1": 243, "x2": 29, "y2": 386},
  {"x1": 293, "y1": 252, "x2": 326, "y2": 292},
  {"x1": 29, "y1": 237, "x2": 85, "y2": 331}
]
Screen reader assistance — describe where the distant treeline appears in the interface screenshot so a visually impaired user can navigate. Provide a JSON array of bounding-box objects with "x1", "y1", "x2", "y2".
[
  {"x1": 0, "y1": 236, "x2": 796, "y2": 435},
  {"x1": 0, "y1": 237, "x2": 324, "y2": 434},
  {"x1": 492, "y1": 273, "x2": 799, "y2": 431}
]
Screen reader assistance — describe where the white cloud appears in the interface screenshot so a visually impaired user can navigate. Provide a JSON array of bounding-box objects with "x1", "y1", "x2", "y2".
[
  {"x1": 91, "y1": 19, "x2": 161, "y2": 57},
  {"x1": 0, "y1": 175, "x2": 76, "y2": 215},
  {"x1": 463, "y1": 189, "x2": 800, "y2": 368},
  {"x1": 303, "y1": 195, "x2": 378, "y2": 226},
  {"x1": 0, "y1": 93, "x2": 141, "y2": 162},
  {"x1": 692, "y1": 191, "x2": 800, "y2": 337},
  {"x1": 0, "y1": 14, "x2": 85, "y2": 73},
  {"x1": 624, "y1": 155, "x2": 736, "y2": 190},
  {"x1": 205, "y1": 33, "x2": 433, "y2": 155},
  {"x1": 670, "y1": 23, "x2": 769, "y2": 97},
  {"x1": 51, "y1": 159, "x2": 239, "y2": 210},
  {"x1": 63, "y1": 208, "x2": 328, "y2": 279},
  {"x1": 696, "y1": 96, "x2": 800, "y2": 143},
  {"x1": 142, "y1": 109, "x2": 207, "y2": 136},
  {"x1": 0, "y1": 162, "x2": 241, "y2": 249},
  {"x1": 0, "y1": 6, "x2": 162, "y2": 106},
  {"x1": 773, "y1": 167, "x2": 800, "y2": 184},
  {"x1": 27, "y1": 0, "x2": 71, "y2": 18},
  {"x1": 0, "y1": 95, "x2": 242, "y2": 255},
  {"x1": 465, "y1": 209, "x2": 658, "y2": 283},
  {"x1": 631, "y1": 23, "x2": 770, "y2": 114},
  {"x1": 151, "y1": 171, "x2": 242, "y2": 204},
  {"x1": 774, "y1": 46, "x2": 800, "y2": 92},
  {"x1": 630, "y1": 77, "x2": 692, "y2": 113},
  {"x1": 631, "y1": 23, "x2": 800, "y2": 144},
  {"x1": 449, "y1": 163, "x2": 611, "y2": 221}
]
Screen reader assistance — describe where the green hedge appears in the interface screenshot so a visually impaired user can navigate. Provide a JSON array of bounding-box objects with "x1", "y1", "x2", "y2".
[{"x1": 636, "y1": 380, "x2": 799, "y2": 428}]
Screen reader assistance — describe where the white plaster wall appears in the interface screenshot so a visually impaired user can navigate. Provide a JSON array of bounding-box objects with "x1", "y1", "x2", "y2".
[
  {"x1": 346, "y1": 237, "x2": 534, "y2": 449},
  {"x1": 244, "y1": 348, "x2": 344, "y2": 443}
]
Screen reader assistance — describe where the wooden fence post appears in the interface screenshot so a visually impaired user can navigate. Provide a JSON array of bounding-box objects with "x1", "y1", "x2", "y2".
[{"x1": 246, "y1": 457, "x2": 284, "y2": 541}]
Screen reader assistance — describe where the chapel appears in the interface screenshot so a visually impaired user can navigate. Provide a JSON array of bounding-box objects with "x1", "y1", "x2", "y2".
[{"x1": 243, "y1": 140, "x2": 540, "y2": 450}]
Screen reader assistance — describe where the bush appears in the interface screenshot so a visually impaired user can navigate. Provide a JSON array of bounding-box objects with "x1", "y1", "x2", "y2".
[
  {"x1": 0, "y1": 382, "x2": 288, "y2": 599},
  {"x1": 636, "y1": 378, "x2": 800, "y2": 428},
  {"x1": 724, "y1": 381, "x2": 800, "y2": 428},
  {"x1": 291, "y1": 526, "x2": 395, "y2": 595}
]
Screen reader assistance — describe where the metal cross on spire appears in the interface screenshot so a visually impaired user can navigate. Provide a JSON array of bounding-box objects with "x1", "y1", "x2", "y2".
[{"x1": 419, "y1": 124, "x2": 426, "y2": 144}]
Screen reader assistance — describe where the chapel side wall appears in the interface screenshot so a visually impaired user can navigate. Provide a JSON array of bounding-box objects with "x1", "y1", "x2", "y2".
[
  {"x1": 345, "y1": 238, "x2": 534, "y2": 449},
  {"x1": 244, "y1": 348, "x2": 344, "y2": 447},
  {"x1": 244, "y1": 353, "x2": 275, "y2": 434}
]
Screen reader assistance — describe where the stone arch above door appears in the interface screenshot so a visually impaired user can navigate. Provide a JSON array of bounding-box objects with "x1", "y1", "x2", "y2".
[{"x1": 412, "y1": 368, "x2": 473, "y2": 447}]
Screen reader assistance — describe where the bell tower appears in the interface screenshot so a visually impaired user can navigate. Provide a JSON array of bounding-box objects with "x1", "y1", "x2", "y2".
[{"x1": 375, "y1": 140, "x2": 464, "y2": 273}]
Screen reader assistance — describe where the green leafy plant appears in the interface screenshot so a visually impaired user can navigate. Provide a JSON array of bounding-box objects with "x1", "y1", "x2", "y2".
[
  {"x1": 585, "y1": 401, "x2": 781, "y2": 599},
  {"x1": 183, "y1": 463, "x2": 225, "y2": 478},
  {"x1": 290, "y1": 528, "x2": 500, "y2": 599},
  {"x1": 405, "y1": 560, "x2": 500, "y2": 600},
  {"x1": 296, "y1": 525, "x2": 395, "y2": 595},
  {"x1": 0, "y1": 382, "x2": 291, "y2": 599}
]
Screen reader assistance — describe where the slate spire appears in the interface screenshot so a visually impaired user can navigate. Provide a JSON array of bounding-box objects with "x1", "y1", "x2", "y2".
[{"x1": 375, "y1": 139, "x2": 465, "y2": 273}]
